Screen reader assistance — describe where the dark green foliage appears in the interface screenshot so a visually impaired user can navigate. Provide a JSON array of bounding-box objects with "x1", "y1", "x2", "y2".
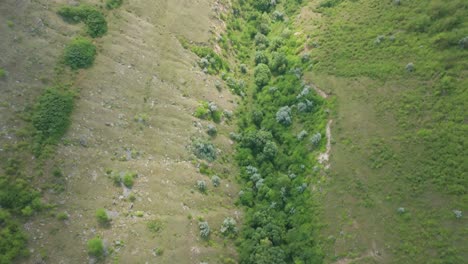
[
  {"x1": 252, "y1": 0, "x2": 275, "y2": 12},
  {"x1": 0, "y1": 209, "x2": 28, "y2": 264},
  {"x1": 190, "y1": 46, "x2": 229, "y2": 74},
  {"x1": 32, "y1": 88, "x2": 74, "y2": 150},
  {"x1": 58, "y1": 5, "x2": 108, "y2": 38},
  {"x1": 255, "y1": 51, "x2": 269, "y2": 65},
  {"x1": 254, "y1": 63, "x2": 271, "y2": 87},
  {"x1": 63, "y1": 37, "x2": 96, "y2": 69},
  {"x1": 269, "y1": 52, "x2": 288, "y2": 75},
  {"x1": 0, "y1": 68, "x2": 6, "y2": 79},
  {"x1": 87, "y1": 236, "x2": 105, "y2": 258},
  {"x1": 223, "y1": 0, "x2": 327, "y2": 262},
  {"x1": 319, "y1": 0, "x2": 344, "y2": 8},
  {"x1": 0, "y1": 177, "x2": 40, "y2": 214},
  {"x1": 106, "y1": 0, "x2": 123, "y2": 9}
]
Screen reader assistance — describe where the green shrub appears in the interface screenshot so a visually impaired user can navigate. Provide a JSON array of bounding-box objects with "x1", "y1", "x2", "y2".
[
  {"x1": 220, "y1": 217, "x2": 237, "y2": 237},
  {"x1": 0, "y1": 68, "x2": 6, "y2": 78},
  {"x1": 95, "y1": 208, "x2": 110, "y2": 225},
  {"x1": 190, "y1": 46, "x2": 229, "y2": 74},
  {"x1": 0, "y1": 176, "x2": 41, "y2": 213},
  {"x1": 106, "y1": 0, "x2": 123, "y2": 9},
  {"x1": 0, "y1": 209, "x2": 28, "y2": 264},
  {"x1": 254, "y1": 64, "x2": 271, "y2": 87},
  {"x1": 58, "y1": 5, "x2": 107, "y2": 38},
  {"x1": 269, "y1": 52, "x2": 288, "y2": 75},
  {"x1": 64, "y1": 37, "x2": 96, "y2": 69},
  {"x1": 147, "y1": 219, "x2": 164, "y2": 234},
  {"x1": 57, "y1": 212, "x2": 69, "y2": 221},
  {"x1": 255, "y1": 51, "x2": 269, "y2": 65},
  {"x1": 87, "y1": 236, "x2": 105, "y2": 258},
  {"x1": 252, "y1": 0, "x2": 275, "y2": 12},
  {"x1": 197, "y1": 180, "x2": 207, "y2": 193},
  {"x1": 32, "y1": 88, "x2": 74, "y2": 147},
  {"x1": 211, "y1": 175, "x2": 221, "y2": 187},
  {"x1": 194, "y1": 102, "x2": 211, "y2": 119},
  {"x1": 193, "y1": 139, "x2": 217, "y2": 161},
  {"x1": 199, "y1": 221, "x2": 210, "y2": 238},
  {"x1": 123, "y1": 172, "x2": 137, "y2": 188}
]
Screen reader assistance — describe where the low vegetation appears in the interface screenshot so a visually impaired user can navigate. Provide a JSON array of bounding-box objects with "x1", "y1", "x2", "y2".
[
  {"x1": 106, "y1": 0, "x2": 123, "y2": 10},
  {"x1": 58, "y1": 5, "x2": 108, "y2": 38},
  {"x1": 0, "y1": 209, "x2": 28, "y2": 264},
  {"x1": 95, "y1": 208, "x2": 110, "y2": 226},
  {"x1": 63, "y1": 37, "x2": 97, "y2": 70},
  {"x1": 87, "y1": 236, "x2": 105, "y2": 258},
  {"x1": 32, "y1": 88, "x2": 74, "y2": 155},
  {"x1": 219, "y1": 0, "x2": 328, "y2": 262}
]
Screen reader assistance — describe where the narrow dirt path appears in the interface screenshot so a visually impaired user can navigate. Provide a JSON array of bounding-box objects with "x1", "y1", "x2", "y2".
[{"x1": 309, "y1": 81, "x2": 332, "y2": 168}]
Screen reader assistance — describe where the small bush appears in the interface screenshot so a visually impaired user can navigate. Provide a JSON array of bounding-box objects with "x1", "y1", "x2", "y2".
[
  {"x1": 206, "y1": 124, "x2": 217, "y2": 137},
  {"x1": 57, "y1": 212, "x2": 69, "y2": 221},
  {"x1": 220, "y1": 217, "x2": 237, "y2": 237},
  {"x1": 0, "y1": 68, "x2": 6, "y2": 78},
  {"x1": 58, "y1": 5, "x2": 107, "y2": 38},
  {"x1": 64, "y1": 37, "x2": 96, "y2": 69},
  {"x1": 254, "y1": 64, "x2": 271, "y2": 87},
  {"x1": 0, "y1": 209, "x2": 28, "y2": 263},
  {"x1": 96, "y1": 208, "x2": 110, "y2": 225},
  {"x1": 255, "y1": 51, "x2": 269, "y2": 65},
  {"x1": 459, "y1": 36, "x2": 468, "y2": 49},
  {"x1": 123, "y1": 172, "x2": 137, "y2": 188},
  {"x1": 276, "y1": 106, "x2": 292, "y2": 126},
  {"x1": 240, "y1": 64, "x2": 248, "y2": 74},
  {"x1": 32, "y1": 88, "x2": 74, "y2": 145},
  {"x1": 87, "y1": 236, "x2": 105, "y2": 258},
  {"x1": 211, "y1": 175, "x2": 221, "y2": 187},
  {"x1": 297, "y1": 130, "x2": 308, "y2": 140},
  {"x1": 272, "y1": 10, "x2": 284, "y2": 21},
  {"x1": 311, "y1": 132, "x2": 322, "y2": 146},
  {"x1": 297, "y1": 99, "x2": 314, "y2": 113},
  {"x1": 147, "y1": 219, "x2": 164, "y2": 233},
  {"x1": 106, "y1": 0, "x2": 123, "y2": 9},
  {"x1": 190, "y1": 46, "x2": 228, "y2": 74},
  {"x1": 199, "y1": 221, "x2": 210, "y2": 238},
  {"x1": 269, "y1": 52, "x2": 288, "y2": 75},
  {"x1": 0, "y1": 177, "x2": 41, "y2": 213},
  {"x1": 197, "y1": 180, "x2": 207, "y2": 193},
  {"x1": 405, "y1": 62, "x2": 415, "y2": 72},
  {"x1": 254, "y1": 33, "x2": 269, "y2": 48},
  {"x1": 193, "y1": 139, "x2": 217, "y2": 161},
  {"x1": 154, "y1": 248, "x2": 164, "y2": 256}
]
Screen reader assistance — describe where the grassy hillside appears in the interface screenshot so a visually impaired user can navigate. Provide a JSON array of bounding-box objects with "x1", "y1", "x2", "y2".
[{"x1": 298, "y1": 0, "x2": 467, "y2": 263}]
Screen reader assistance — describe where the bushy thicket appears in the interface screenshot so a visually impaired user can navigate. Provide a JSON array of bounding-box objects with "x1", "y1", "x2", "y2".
[
  {"x1": 254, "y1": 63, "x2": 271, "y2": 87},
  {"x1": 63, "y1": 37, "x2": 96, "y2": 69},
  {"x1": 58, "y1": 5, "x2": 108, "y2": 38},
  {"x1": 191, "y1": 46, "x2": 229, "y2": 74},
  {"x1": 0, "y1": 174, "x2": 42, "y2": 263},
  {"x1": 0, "y1": 209, "x2": 28, "y2": 264},
  {"x1": 32, "y1": 88, "x2": 74, "y2": 153},
  {"x1": 106, "y1": 0, "x2": 123, "y2": 9},
  {"x1": 194, "y1": 101, "x2": 223, "y2": 123},
  {"x1": 223, "y1": 1, "x2": 327, "y2": 263}
]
